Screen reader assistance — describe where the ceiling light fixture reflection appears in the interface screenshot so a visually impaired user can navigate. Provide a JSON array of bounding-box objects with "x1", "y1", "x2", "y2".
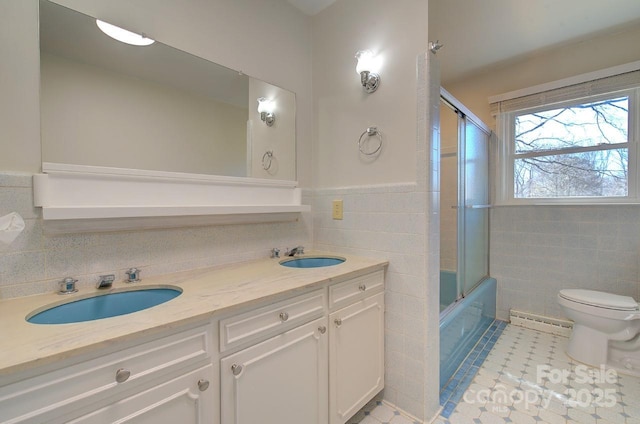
[{"x1": 96, "y1": 19, "x2": 154, "y2": 46}]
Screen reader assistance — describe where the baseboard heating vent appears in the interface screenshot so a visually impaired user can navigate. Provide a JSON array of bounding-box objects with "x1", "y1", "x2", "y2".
[{"x1": 509, "y1": 309, "x2": 573, "y2": 337}]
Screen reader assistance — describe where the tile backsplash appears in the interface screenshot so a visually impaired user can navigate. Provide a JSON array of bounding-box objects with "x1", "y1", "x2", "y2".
[
  {"x1": 0, "y1": 172, "x2": 311, "y2": 299},
  {"x1": 491, "y1": 205, "x2": 640, "y2": 321}
]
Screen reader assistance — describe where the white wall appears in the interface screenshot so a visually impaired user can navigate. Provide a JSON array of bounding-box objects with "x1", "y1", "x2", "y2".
[
  {"x1": 312, "y1": 0, "x2": 429, "y2": 188},
  {"x1": 445, "y1": 25, "x2": 640, "y2": 321},
  {"x1": 312, "y1": 1, "x2": 437, "y2": 421},
  {"x1": 41, "y1": 54, "x2": 248, "y2": 177}
]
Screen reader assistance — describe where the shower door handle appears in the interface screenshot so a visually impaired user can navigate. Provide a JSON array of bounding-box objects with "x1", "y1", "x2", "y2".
[{"x1": 451, "y1": 204, "x2": 491, "y2": 209}]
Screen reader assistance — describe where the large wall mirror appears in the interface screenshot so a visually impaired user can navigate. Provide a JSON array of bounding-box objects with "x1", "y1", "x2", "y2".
[{"x1": 39, "y1": 0, "x2": 296, "y2": 181}]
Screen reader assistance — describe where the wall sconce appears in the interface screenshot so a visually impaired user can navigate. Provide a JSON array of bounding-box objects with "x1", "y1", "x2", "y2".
[
  {"x1": 257, "y1": 97, "x2": 276, "y2": 127},
  {"x1": 96, "y1": 19, "x2": 154, "y2": 46},
  {"x1": 355, "y1": 50, "x2": 380, "y2": 93}
]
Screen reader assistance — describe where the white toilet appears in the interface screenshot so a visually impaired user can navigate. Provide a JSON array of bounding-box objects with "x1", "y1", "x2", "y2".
[{"x1": 558, "y1": 289, "x2": 640, "y2": 375}]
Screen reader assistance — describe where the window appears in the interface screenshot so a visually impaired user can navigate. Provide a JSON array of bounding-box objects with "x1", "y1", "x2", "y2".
[{"x1": 492, "y1": 69, "x2": 640, "y2": 205}]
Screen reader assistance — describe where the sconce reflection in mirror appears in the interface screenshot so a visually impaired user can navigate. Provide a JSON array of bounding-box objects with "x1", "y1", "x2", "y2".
[
  {"x1": 257, "y1": 97, "x2": 276, "y2": 127},
  {"x1": 96, "y1": 19, "x2": 154, "y2": 46},
  {"x1": 355, "y1": 50, "x2": 381, "y2": 93}
]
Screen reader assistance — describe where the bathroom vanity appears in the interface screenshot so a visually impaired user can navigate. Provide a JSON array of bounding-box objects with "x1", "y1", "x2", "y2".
[{"x1": 0, "y1": 254, "x2": 386, "y2": 424}]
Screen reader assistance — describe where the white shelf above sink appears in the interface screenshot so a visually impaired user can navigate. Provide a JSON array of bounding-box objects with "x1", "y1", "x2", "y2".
[{"x1": 34, "y1": 163, "x2": 310, "y2": 234}]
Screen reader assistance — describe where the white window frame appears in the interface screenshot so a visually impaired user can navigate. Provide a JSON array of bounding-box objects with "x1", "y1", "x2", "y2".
[{"x1": 494, "y1": 86, "x2": 640, "y2": 206}]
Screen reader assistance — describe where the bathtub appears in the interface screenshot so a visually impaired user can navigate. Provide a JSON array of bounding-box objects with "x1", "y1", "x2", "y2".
[{"x1": 439, "y1": 277, "x2": 496, "y2": 389}]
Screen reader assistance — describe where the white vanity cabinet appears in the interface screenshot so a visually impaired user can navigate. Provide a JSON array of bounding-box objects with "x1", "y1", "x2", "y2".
[
  {"x1": 218, "y1": 270, "x2": 385, "y2": 424},
  {"x1": 0, "y1": 323, "x2": 215, "y2": 424},
  {"x1": 0, "y1": 263, "x2": 386, "y2": 424},
  {"x1": 219, "y1": 289, "x2": 328, "y2": 424},
  {"x1": 329, "y1": 271, "x2": 385, "y2": 424},
  {"x1": 220, "y1": 317, "x2": 329, "y2": 424}
]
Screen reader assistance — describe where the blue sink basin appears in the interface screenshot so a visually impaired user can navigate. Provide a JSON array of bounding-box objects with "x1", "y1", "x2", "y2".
[
  {"x1": 27, "y1": 287, "x2": 182, "y2": 324},
  {"x1": 280, "y1": 256, "x2": 345, "y2": 268}
]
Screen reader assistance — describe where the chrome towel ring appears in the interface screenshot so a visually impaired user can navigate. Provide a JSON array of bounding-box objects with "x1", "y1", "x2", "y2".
[
  {"x1": 262, "y1": 150, "x2": 274, "y2": 171},
  {"x1": 358, "y1": 127, "x2": 383, "y2": 156}
]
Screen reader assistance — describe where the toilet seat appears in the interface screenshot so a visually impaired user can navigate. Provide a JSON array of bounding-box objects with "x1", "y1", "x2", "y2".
[{"x1": 559, "y1": 289, "x2": 638, "y2": 311}]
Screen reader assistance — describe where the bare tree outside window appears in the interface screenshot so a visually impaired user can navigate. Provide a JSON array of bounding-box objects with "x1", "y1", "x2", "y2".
[{"x1": 513, "y1": 97, "x2": 629, "y2": 198}]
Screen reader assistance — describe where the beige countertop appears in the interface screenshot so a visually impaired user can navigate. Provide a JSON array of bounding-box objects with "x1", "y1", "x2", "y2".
[{"x1": 0, "y1": 253, "x2": 387, "y2": 379}]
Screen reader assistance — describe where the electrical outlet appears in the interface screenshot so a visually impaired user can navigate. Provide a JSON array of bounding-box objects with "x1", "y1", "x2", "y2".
[{"x1": 332, "y1": 200, "x2": 343, "y2": 220}]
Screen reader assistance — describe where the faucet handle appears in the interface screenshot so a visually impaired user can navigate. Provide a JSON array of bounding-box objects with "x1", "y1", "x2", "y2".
[
  {"x1": 270, "y1": 248, "x2": 280, "y2": 259},
  {"x1": 125, "y1": 268, "x2": 141, "y2": 283},
  {"x1": 59, "y1": 277, "x2": 78, "y2": 294}
]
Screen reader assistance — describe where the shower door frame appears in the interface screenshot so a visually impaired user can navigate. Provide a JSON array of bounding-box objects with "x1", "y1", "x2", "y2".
[{"x1": 440, "y1": 88, "x2": 492, "y2": 313}]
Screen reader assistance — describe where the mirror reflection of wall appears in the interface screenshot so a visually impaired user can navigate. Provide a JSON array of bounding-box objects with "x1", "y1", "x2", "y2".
[
  {"x1": 248, "y1": 79, "x2": 296, "y2": 178},
  {"x1": 41, "y1": 53, "x2": 249, "y2": 177},
  {"x1": 39, "y1": 0, "x2": 296, "y2": 181}
]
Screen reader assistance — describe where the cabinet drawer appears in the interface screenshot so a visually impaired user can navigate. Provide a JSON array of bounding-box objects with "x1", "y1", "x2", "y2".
[
  {"x1": 329, "y1": 270, "x2": 384, "y2": 309},
  {"x1": 220, "y1": 289, "x2": 325, "y2": 352},
  {"x1": 67, "y1": 364, "x2": 215, "y2": 424},
  {"x1": 0, "y1": 324, "x2": 212, "y2": 424}
]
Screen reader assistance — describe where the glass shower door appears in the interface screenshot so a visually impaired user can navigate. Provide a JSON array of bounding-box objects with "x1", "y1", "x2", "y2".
[
  {"x1": 460, "y1": 118, "x2": 490, "y2": 294},
  {"x1": 439, "y1": 102, "x2": 461, "y2": 310}
]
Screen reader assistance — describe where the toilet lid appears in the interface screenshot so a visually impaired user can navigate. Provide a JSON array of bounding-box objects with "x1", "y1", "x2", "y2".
[{"x1": 559, "y1": 289, "x2": 638, "y2": 311}]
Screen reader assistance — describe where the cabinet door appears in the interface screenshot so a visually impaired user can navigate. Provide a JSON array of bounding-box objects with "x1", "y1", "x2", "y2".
[
  {"x1": 330, "y1": 292, "x2": 384, "y2": 424},
  {"x1": 68, "y1": 365, "x2": 215, "y2": 424},
  {"x1": 221, "y1": 317, "x2": 328, "y2": 424}
]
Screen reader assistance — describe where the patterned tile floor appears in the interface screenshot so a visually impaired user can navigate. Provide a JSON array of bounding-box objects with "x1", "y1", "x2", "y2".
[
  {"x1": 435, "y1": 324, "x2": 640, "y2": 424},
  {"x1": 347, "y1": 398, "x2": 421, "y2": 424},
  {"x1": 355, "y1": 324, "x2": 640, "y2": 423}
]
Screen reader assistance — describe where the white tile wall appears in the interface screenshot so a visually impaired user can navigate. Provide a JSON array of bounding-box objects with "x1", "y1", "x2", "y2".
[
  {"x1": 0, "y1": 172, "x2": 312, "y2": 298},
  {"x1": 312, "y1": 52, "x2": 441, "y2": 423},
  {"x1": 491, "y1": 205, "x2": 640, "y2": 321},
  {"x1": 314, "y1": 184, "x2": 430, "y2": 418}
]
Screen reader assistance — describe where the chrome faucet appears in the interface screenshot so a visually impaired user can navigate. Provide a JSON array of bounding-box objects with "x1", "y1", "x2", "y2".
[
  {"x1": 286, "y1": 246, "x2": 304, "y2": 257},
  {"x1": 96, "y1": 274, "x2": 115, "y2": 289}
]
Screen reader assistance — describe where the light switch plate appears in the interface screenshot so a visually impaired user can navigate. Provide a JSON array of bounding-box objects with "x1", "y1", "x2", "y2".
[{"x1": 332, "y1": 200, "x2": 343, "y2": 220}]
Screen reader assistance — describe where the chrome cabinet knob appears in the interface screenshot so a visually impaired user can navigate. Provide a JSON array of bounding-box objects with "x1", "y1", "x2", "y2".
[
  {"x1": 359, "y1": 284, "x2": 367, "y2": 291},
  {"x1": 115, "y1": 368, "x2": 131, "y2": 383},
  {"x1": 334, "y1": 318, "x2": 342, "y2": 327},
  {"x1": 318, "y1": 325, "x2": 327, "y2": 334},
  {"x1": 279, "y1": 312, "x2": 289, "y2": 322},
  {"x1": 197, "y1": 379, "x2": 210, "y2": 391},
  {"x1": 231, "y1": 364, "x2": 243, "y2": 376}
]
